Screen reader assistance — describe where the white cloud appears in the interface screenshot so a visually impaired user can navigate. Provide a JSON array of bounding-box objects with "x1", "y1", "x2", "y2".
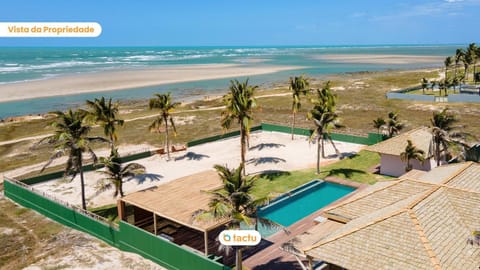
[{"x1": 370, "y1": 0, "x2": 479, "y2": 21}]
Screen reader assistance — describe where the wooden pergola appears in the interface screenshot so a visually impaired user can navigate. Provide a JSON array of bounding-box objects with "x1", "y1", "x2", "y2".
[{"x1": 117, "y1": 170, "x2": 230, "y2": 256}]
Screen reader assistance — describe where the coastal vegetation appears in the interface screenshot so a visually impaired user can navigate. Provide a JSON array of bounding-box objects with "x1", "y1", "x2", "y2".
[
  {"x1": 2, "y1": 68, "x2": 480, "y2": 176},
  {"x1": 148, "y1": 92, "x2": 179, "y2": 160},
  {"x1": 195, "y1": 164, "x2": 275, "y2": 270},
  {"x1": 83, "y1": 97, "x2": 124, "y2": 151},
  {"x1": 430, "y1": 108, "x2": 473, "y2": 166},
  {"x1": 221, "y1": 79, "x2": 258, "y2": 175},
  {"x1": 38, "y1": 109, "x2": 108, "y2": 210},
  {"x1": 308, "y1": 81, "x2": 342, "y2": 174},
  {"x1": 96, "y1": 147, "x2": 146, "y2": 198},
  {"x1": 412, "y1": 43, "x2": 480, "y2": 97},
  {"x1": 400, "y1": 140, "x2": 425, "y2": 172},
  {"x1": 289, "y1": 75, "x2": 310, "y2": 140}
]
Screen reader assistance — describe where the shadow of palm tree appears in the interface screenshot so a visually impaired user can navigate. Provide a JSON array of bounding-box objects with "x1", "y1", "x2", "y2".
[
  {"x1": 251, "y1": 256, "x2": 305, "y2": 270},
  {"x1": 132, "y1": 173, "x2": 163, "y2": 184},
  {"x1": 174, "y1": 151, "x2": 210, "y2": 161},
  {"x1": 326, "y1": 151, "x2": 357, "y2": 159},
  {"x1": 250, "y1": 143, "x2": 286, "y2": 151},
  {"x1": 256, "y1": 170, "x2": 291, "y2": 181},
  {"x1": 247, "y1": 157, "x2": 286, "y2": 166},
  {"x1": 325, "y1": 168, "x2": 366, "y2": 179}
]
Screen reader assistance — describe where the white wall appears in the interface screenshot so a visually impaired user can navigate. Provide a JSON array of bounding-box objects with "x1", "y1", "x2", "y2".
[{"x1": 379, "y1": 154, "x2": 435, "y2": 177}]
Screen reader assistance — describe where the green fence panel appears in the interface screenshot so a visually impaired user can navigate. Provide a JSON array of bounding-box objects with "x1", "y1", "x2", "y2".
[
  {"x1": 4, "y1": 180, "x2": 230, "y2": 270},
  {"x1": 119, "y1": 221, "x2": 230, "y2": 270},
  {"x1": 21, "y1": 171, "x2": 65, "y2": 185},
  {"x1": 260, "y1": 123, "x2": 312, "y2": 136},
  {"x1": 4, "y1": 180, "x2": 119, "y2": 246},
  {"x1": 187, "y1": 125, "x2": 262, "y2": 147},
  {"x1": 119, "y1": 151, "x2": 153, "y2": 163}
]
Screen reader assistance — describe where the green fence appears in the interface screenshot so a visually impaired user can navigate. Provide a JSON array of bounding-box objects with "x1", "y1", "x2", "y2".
[
  {"x1": 3, "y1": 178, "x2": 230, "y2": 270},
  {"x1": 4, "y1": 179, "x2": 119, "y2": 246},
  {"x1": 261, "y1": 123, "x2": 312, "y2": 136},
  {"x1": 261, "y1": 122, "x2": 383, "y2": 145},
  {"x1": 187, "y1": 125, "x2": 262, "y2": 147},
  {"x1": 20, "y1": 150, "x2": 153, "y2": 185},
  {"x1": 119, "y1": 222, "x2": 228, "y2": 270}
]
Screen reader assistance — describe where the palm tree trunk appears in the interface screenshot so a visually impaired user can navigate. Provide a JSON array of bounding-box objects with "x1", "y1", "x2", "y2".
[
  {"x1": 291, "y1": 111, "x2": 296, "y2": 140},
  {"x1": 235, "y1": 247, "x2": 243, "y2": 270},
  {"x1": 119, "y1": 180, "x2": 124, "y2": 197},
  {"x1": 240, "y1": 123, "x2": 246, "y2": 176},
  {"x1": 436, "y1": 142, "x2": 441, "y2": 167},
  {"x1": 316, "y1": 137, "x2": 321, "y2": 174},
  {"x1": 321, "y1": 137, "x2": 326, "y2": 158},
  {"x1": 79, "y1": 157, "x2": 87, "y2": 210},
  {"x1": 164, "y1": 115, "x2": 170, "y2": 160},
  {"x1": 474, "y1": 65, "x2": 477, "y2": 84}
]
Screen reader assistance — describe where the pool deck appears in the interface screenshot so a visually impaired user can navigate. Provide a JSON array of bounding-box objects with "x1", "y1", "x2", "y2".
[{"x1": 243, "y1": 178, "x2": 367, "y2": 270}]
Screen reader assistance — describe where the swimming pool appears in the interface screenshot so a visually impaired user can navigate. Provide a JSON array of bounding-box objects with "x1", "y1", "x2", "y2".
[{"x1": 258, "y1": 180, "x2": 355, "y2": 228}]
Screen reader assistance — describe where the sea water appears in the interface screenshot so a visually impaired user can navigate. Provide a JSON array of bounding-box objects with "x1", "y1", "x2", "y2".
[{"x1": 0, "y1": 45, "x2": 459, "y2": 118}]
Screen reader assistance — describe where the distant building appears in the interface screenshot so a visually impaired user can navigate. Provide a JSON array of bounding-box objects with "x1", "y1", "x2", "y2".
[{"x1": 366, "y1": 127, "x2": 438, "y2": 177}]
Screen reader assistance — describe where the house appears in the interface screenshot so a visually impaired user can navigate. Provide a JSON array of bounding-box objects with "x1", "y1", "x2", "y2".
[
  {"x1": 284, "y1": 162, "x2": 480, "y2": 270},
  {"x1": 366, "y1": 127, "x2": 437, "y2": 177}
]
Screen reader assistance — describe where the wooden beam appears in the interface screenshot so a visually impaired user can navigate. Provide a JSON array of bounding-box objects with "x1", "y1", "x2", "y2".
[
  {"x1": 307, "y1": 256, "x2": 313, "y2": 270},
  {"x1": 204, "y1": 230, "x2": 209, "y2": 256},
  {"x1": 153, "y1": 213, "x2": 157, "y2": 235},
  {"x1": 117, "y1": 199, "x2": 126, "y2": 221}
]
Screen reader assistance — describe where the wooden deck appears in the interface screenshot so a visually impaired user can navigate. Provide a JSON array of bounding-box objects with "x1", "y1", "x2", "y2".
[{"x1": 244, "y1": 179, "x2": 368, "y2": 270}]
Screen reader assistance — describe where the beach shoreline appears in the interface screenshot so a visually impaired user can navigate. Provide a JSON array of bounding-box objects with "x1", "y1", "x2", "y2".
[{"x1": 0, "y1": 63, "x2": 305, "y2": 103}]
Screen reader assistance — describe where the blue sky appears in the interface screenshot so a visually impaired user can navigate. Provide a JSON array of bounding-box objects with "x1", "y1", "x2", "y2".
[{"x1": 0, "y1": 0, "x2": 479, "y2": 46}]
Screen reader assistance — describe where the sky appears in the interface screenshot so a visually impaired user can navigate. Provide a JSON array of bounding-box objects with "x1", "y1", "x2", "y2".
[{"x1": 0, "y1": 0, "x2": 479, "y2": 46}]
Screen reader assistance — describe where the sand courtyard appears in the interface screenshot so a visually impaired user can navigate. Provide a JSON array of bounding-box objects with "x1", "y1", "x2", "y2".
[{"x1": 33, "y1": 131, "x2": 365, "y2": 208}]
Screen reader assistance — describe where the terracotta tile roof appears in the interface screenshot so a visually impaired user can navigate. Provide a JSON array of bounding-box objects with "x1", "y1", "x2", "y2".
[
  {"x1": 366, "y1": 127, "x2": 434, "y2": 156},
  {"x1": 303, "y1": 162, "x2": 480, "y2": 270}
]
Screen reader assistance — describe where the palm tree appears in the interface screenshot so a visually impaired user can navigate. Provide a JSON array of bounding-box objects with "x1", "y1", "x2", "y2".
[
  {"x1": 83, "y1": 97, "x2": 124, "y2": 150},
  {"x1": 96, "y1": 148, "x2": 145, "y2": 198},
  {"x1": 467, "y1": 43, "x2": 478, "y2": 83},
  {"x1": 149, "y1": 92, "x2": 179, "y2": 160},
  {"x1": 221, "y1": 79, "x2": 258, "y2": 175},
  {"x1": 455, "y1": 48, "x2": 465, "y2": 86},
  {"x1": 421, "y1": 78, "x2": 429, "y2": 94},
  {"x1": 444, "y1": 56, "x2": 453, "y2": 96},
  {"x1": 308, "y1": 81, "x2": 342, "y2": 174},
  {"x1": 400, "y1": 140, "x2": 425, "y2": 172},
  {"x1": 430, "y1": 108, "x2": 471, "y2": 166},
  {"x1": 41, "y1": 109, "x2": 107, "y2": 210},
  {"x1": 195, "y1": 164, "x2": 277, "y2": 270},
  {"x1": 373, "y1": 117, "x2": 386, "y2": 136},
  {"x1": 386, "y1": 111, "x2": 404, "y2": 138},
  {"x1": 289, "y1": 75, "x2": 310, "y2": 140}
]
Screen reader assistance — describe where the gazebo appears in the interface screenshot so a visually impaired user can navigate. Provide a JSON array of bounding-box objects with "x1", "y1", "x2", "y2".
[{"x1": 117, "y1": 170, "x2": 230, "y2": 258}]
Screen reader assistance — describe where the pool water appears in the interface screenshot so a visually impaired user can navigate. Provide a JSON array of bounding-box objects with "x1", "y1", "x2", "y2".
[{"x1": 259, "y1": 180, "x2": 355, "y2": 228}]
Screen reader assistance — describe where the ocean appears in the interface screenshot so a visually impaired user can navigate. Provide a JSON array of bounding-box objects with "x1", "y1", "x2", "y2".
[{"x1": 0, "y1": 45, "x2": 459, "y2": 118}]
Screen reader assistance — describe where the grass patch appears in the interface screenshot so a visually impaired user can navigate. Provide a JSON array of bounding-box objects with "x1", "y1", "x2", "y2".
[
  {"x1": 252, "y1": 150, "x2": 390, "y2": 199},
  {"x1": 90, "y1": 204, "x2": 119, "y2": 222}
]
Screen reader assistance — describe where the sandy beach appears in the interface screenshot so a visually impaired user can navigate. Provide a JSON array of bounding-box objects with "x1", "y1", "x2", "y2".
[
  {"x1": 0, "y1": 64, "x2": 304, "y2": 103},
  {"x1": 314, "y1": 54, "x2": 445, "y2": 64}
]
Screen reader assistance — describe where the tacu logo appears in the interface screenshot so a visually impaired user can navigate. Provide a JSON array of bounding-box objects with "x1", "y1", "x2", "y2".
[{"x1": 219, "y1": 230, "x2": 261, "y2": 246}]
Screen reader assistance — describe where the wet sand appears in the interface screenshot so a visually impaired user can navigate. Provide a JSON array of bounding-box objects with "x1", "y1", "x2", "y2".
[{"x1": 0, "y1": 64, "x2": 304, "y2": 102}]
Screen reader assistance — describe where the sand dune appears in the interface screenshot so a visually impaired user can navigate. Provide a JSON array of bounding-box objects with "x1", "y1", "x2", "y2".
[{"x1": 0, "y1": 64, "x2": 304, "y2": 103}]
